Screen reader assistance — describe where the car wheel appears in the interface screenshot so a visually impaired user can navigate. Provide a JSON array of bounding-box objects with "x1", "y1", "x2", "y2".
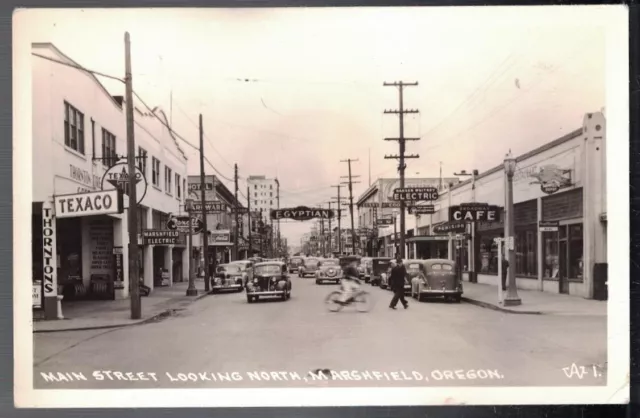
[
  {"x1": 315, "y1": 279, "x2": 320, "y2": 284},
  {"x1": 281, "y1": 292, "x2": 287, "y2": 301},
  {"x1": 454, "y1": 295, "x2": 462, "y2": 303},
  {"x1": 247, "y1": 295, "x2": 253, "y2": 303}
]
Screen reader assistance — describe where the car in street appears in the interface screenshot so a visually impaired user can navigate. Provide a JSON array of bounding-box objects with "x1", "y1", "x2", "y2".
[
  {"x1": 379, "y1": 259, "x2": 413, "y2": 294},
  {"x1": 410, "y1": 258, "x2": 462, "y2": 303},
  {"x1": 211, "y1": 264, "x2": 246, "y2": 293},
  {"x1": 246, "y1": 261, "x2": 291, "y2": 303},
  {"x1": 315, "y1": 258, "x2": 343, "y2": 284},
  {"x1": 369, "y1": 257, "x2": 392, "y2": 286},
  {"x1": 298, "y1": 257, "x2": 321, "y2": 278},
  {"x1": 288, "y1": 256, "x2": 305, "y2": 274}
]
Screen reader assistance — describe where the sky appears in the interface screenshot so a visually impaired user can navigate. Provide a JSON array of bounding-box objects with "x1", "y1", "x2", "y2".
[{"x1": 17, "y1": 6, "x2": 609, "y2": 248}]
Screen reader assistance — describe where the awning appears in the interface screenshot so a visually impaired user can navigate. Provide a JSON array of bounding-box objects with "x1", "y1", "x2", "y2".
[{"x1": 407, "y1": 234, "x2": 469, "y2": 243}]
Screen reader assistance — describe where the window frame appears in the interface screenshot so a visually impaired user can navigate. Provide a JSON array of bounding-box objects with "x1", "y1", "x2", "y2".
[
  {"x1": 152, "y1": 157, "x2": 161, "y2": 187},
  {"x1": 101, "y1": 128, "x2": 117, "y2": 167},
  {"x1": 63, "y1": 101, "x2": 85, "y2": 155}
]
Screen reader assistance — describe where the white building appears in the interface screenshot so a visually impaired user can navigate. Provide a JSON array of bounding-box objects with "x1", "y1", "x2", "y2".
[
  {"x1": 247, "y1": 175, "x2": 278, "y2": 220},
  {"x1": 368, "y1": 112, "x2": 607, "y2": 299},
  {"x1": 32, "y1": 43, "x2": 189, "y2": 319}
]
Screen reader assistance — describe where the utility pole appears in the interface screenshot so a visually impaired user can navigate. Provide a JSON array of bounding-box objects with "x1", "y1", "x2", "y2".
[
  {"x1": 125, "y1": 32, "x2": 141, "y2": 319},
  {"x1": 199, "y1": 114, "x2": 211, "y2": 293},
  {"x1": 319, "y1": 209, "x2": 325, "y2": 256},
  {"x1": 331, "y1": 185, "x2": 343, "y2": 254},
  {"x1": 383, "y1": 80, "x2": 420, "y2": 259},
  {"x1": 185, "y1": 200, "x2": 197, "y2": 296},
  {"x1": 247, "y1": 186, "x2": 252, "y2": 257},
  {"x1": 233, "y1": 164, "x2": 239, "y2": 262},
  {"x1": 275, "y1": 178, "x2": 280, "y2": 258},
  {"x1": 340, "y1": 158, "x2": 360, "y2": 255}
]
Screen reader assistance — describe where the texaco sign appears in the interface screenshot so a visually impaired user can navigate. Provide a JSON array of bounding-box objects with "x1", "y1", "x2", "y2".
[{"x1": 101, "y1": 162, "x2": 148, "y2": 204}]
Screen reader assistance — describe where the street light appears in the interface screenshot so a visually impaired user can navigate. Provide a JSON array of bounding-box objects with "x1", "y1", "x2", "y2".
[
  {"x1": 454, "y1": 168, "x2": 479, "y2": 283},
  {"x1": 503, "y1": 150, "x2": 521, "y2": 306}
]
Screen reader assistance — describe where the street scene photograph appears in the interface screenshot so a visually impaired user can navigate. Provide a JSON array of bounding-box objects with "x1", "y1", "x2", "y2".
[{"x1": 13, "y1": 5, "x2": 629, "y2": 408}]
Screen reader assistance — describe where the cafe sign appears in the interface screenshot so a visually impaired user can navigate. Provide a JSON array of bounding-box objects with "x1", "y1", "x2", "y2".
[
  {"x1": 449, "y1": 203, "x2": 501, "y2": 223},
  {"x1": 54, "y1": 189, "x2": 124, "y2": 219},
  {"x1": 271, "y1": 206, "x2": 335, "y2": 221}
]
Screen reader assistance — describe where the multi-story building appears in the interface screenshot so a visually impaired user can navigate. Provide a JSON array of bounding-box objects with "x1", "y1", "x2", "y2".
[
  {"x1": 187, "y1": 175, "x2": 246, "y2": 266},
  {"x1": 247, "y1": 175, "x2": 278, "y2": 219},
  {"x1": 31, "y1": 43, "x2": 189, "y2": 319}
]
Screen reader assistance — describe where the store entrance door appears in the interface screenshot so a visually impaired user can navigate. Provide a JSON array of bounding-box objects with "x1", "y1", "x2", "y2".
[{"x1": 559, "y1": 240, "x2": 569, "y2": 294}]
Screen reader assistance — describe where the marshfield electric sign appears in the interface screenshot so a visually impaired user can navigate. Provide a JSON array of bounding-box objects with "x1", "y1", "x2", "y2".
[{"x1": 392, "y1": 187, "x2": 439, "y2": 202}]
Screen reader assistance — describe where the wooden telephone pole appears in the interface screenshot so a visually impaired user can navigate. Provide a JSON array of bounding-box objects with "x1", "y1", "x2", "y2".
[
  {"x1": 233, "y1": 164, "x2": 239, "y2": 261},
  {"x1": 340, "y1": 159, "x2": 360, "y2": 255},
  {"x1": 247, "y1": 186, "x2": 252, "y2": 256},
  {"x1": 383, "y1": 81, "x2": 420, "y2": 259},
  {"x1": 331, "y1": 184, "x2": 348, "y2": 255},
  {"x1": 199, "y1": 114, "x2": 211, "y2": 292},
  {"x1": 125, "y1": 32, "x2": 141, "y2": 319}
]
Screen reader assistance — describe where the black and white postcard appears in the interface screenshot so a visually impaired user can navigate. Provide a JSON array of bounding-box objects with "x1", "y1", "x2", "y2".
[{"x1": 13, "y1": 5, "x2": 629, "y2": 407}]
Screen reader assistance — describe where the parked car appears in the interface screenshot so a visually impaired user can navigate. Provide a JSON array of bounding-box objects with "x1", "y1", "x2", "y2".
[
  {"x1": 315, "y1": 258, "x2": 343, "y2": 284},
  {"x1": 246, "y1": 261, "x2": 291, "y2": 303},
  {"x1": 228, "y1": 260, "x2": 254, "y2": 286},
  {"x1": 379, "y1": 259, "x2": 412, "y2": 294},
  {"x1": 211, "y1": 264, "x2": 245, "y2": 293},
  {"x1": 288, "y1": 256, "x2": 305, "y2": 274},
  {"x1": 410, "y1": 259, "x2": 462, "y2": 303},
  {"x1": 298, "y1": 257, "x2": 321, "y2": 278},
  {"x1": 369, "y1": 257, "x2": 392, "y2": 286}
]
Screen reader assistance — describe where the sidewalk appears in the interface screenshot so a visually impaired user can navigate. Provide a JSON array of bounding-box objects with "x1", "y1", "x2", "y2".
[
  {"x1": 461, "y1": 282, "x2": 607, "y2": 316},
  {"x1": 33, "y1": 280, "x2": 211, "y2": 333}
]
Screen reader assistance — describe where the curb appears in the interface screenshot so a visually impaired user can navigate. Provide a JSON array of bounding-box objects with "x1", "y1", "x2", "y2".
[
  {"x1": 462, "y1": 297, "x2": 543, "y2": 315},
  {"x1": 33, "y1": 290, "x2": 215, "y2": 333}
]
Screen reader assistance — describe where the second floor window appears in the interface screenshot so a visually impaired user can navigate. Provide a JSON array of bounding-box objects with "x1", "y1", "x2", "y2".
[
  {"x1": 101, "y1": 128, "x2": 117, "y2": 167},
  {"x1": 152, "y1": 157, "x2": 160, "y2": 187},
  {"x1": 137, "y1": 146, "x2": 147, "y2": 177},
  {"x1": 64, "y1": 101, "x2": 85, "y2": 154},
  {"x1": 165, "y1": 167, "x2": 172, "y2": 193},
  {"x1": 176, "y1": 174, "x2": 181, "y2": 198}
]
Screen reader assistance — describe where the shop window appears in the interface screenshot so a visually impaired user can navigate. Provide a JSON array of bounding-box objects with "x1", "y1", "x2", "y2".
[
  {"x1": 515, "y1": 228, "x2": 537, "y2": 276},
  {"x1": 64, "y1": 101, "x2": 85, "y2": 155},
  {"x1": 542, "y1": 223, "x2": 583, "y2": 280},
  {"x1": 478, "y1": 231, "x2": 501, "y2": 274},
  {"x1": 57, "y1": 218, "x2": 83, "y2": 285},
  {"x1": 152, "y1": 157, "x2": 161, "y2": 187}
]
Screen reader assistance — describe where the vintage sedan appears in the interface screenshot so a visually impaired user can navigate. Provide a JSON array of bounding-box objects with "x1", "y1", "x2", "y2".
[
  {"x1": 360, "y1": 257, "x2": 373, "y2": 282},
  {"x1": 288, "y1": 256, "x2": 305, "y2": 274},
  {"x1": 369, "y1": 257, "x2": 392, "y2": 286},
  {"x1": 410, "y1": 259, "x2": 462, "y2": 302},
  {"x1": 315, "y1": 258, "x2": 343, "y2": 284},
  {"x1": 211, "y1": 264, "x2": 246, "y2": 293},
  {"x1": 298, "y1": 257, "x2": 321, "y2": 278},
  {"x1": 228, "y1": 260, "x2": 254, "y2": 285},
  {"x1": 380, "y1": 259, "x2": 414, "y2": 294},
  {"x1": 246, "y1": 261, "x2": 291, "y2": 303}
]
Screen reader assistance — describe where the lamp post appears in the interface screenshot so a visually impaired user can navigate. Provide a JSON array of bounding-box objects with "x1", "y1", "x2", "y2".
[
  {"x1": 503, "y1": 150, "x2": 522, "y2": 306},
  {"x1": 454, "y1": 169, "x2": 479, "y2": 283}
]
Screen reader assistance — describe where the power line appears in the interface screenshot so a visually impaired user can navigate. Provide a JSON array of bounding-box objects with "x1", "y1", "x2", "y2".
[{"x1": 31, "y1": 52, "x2": 125, "y2": 83}]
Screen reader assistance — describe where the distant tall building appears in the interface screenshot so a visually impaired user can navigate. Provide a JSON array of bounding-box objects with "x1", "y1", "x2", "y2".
[{"x1": 247, "y1": 175, "x2": 278, "y2": 221}]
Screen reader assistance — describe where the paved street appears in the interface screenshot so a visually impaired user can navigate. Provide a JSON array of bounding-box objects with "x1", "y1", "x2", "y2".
[{"x1": 34, "y1": 274, "x2": 607, "y2": 389}]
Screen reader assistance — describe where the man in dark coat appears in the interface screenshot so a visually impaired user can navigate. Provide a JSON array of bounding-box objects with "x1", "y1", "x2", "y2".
[
  {"x1": 389, "y1": 256, "x2": 409, "y2": 309},
  {"x1": 501, "y1": 254, "x2": 509, "y2": 291}
]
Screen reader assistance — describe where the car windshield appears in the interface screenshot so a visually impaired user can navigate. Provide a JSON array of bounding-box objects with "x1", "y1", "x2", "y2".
[
  {"x1": 291, "y1": 258, "x2": 303, "y2": 265},
  {"x1": 321, "y1": 260, "x2": 338, "y2": 266},
  {"x1": 306, "y1": 258, "x2": 319, "y2": 265},
  {"x1": 218, "y1": 265, "x2": 242, "y2": 274},
  {"x1": 254, "y1": 265, "x2": 282, "y2": 275}
]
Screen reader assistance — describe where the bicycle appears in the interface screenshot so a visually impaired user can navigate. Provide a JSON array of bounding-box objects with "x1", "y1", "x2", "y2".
[{"x1": 325, "y1": 289, "x2": 372, "y2": 312}]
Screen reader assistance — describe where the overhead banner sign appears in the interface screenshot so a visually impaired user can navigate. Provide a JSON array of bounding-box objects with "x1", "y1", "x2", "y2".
[
  {"x1": 433, "y1": 221, "x2": 467, "y2": 235},
  {"x1": 361, "y1": 202, "x2": 400, "y2": 208},
  {"x1": 539, "y1": 220, "x2": 560, "y2": 232},
  {"x1": 376, "y1": 218, "x2": 393, "y2": 226},
  {"x1": 101, "y1": 162, "x2": 148, "y2": 204},
  {"x1": 208, "y1": 230, "x2": 231, "y2": 246},
  {"x1": 393, "y1": 187, "x2": 439, "y2": 202},
  {"x1": 449, "y1": 203, "x2": 501, "y2": 223},
  {"x1": 142, "y1": 230, "x2": 180, "y2": 245},
  {"x1": 55, "y1": 189, "x2": 124, "y2": 219},
  {"x1": 271, "y1": 206, "x2": 335, "y2": 221},
  {"x1": 167, "y1": 216, "x2": 204, "y2": 234},
  {"x1": 192, "y1": 201, "x2": 227, "y2": 213},
  {"x1": 409, "y1": 205, "x2": 435, "y2": 215}
]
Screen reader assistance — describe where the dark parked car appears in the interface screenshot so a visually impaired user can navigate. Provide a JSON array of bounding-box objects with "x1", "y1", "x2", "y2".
[
  {"x1": 410, "y1": 259, "x2": 462, "y2": 302},
  {"x1": 246, "y1": 261, "x2": 291, "y2": 303},
  {"x1": 288, "y1": 256, "x2": 305, "y2": 274},
  {"x1": 370, "y1": 257, "x2": 392, "y2": 286}
]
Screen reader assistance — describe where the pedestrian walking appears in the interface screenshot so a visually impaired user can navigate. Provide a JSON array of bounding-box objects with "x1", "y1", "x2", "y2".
[{"x1": 389, "y1": 256, "x2": 409, "y2": 310}]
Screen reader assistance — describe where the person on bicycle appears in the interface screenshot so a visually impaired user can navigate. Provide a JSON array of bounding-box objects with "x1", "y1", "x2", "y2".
[{"x1": 340, "y1": 259, "x2": 362, "y2": 304}]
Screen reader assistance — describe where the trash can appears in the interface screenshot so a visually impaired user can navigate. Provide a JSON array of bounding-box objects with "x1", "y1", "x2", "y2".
[{"x1": 593, "y1": 263, "x2": 608, "y2": 301}]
